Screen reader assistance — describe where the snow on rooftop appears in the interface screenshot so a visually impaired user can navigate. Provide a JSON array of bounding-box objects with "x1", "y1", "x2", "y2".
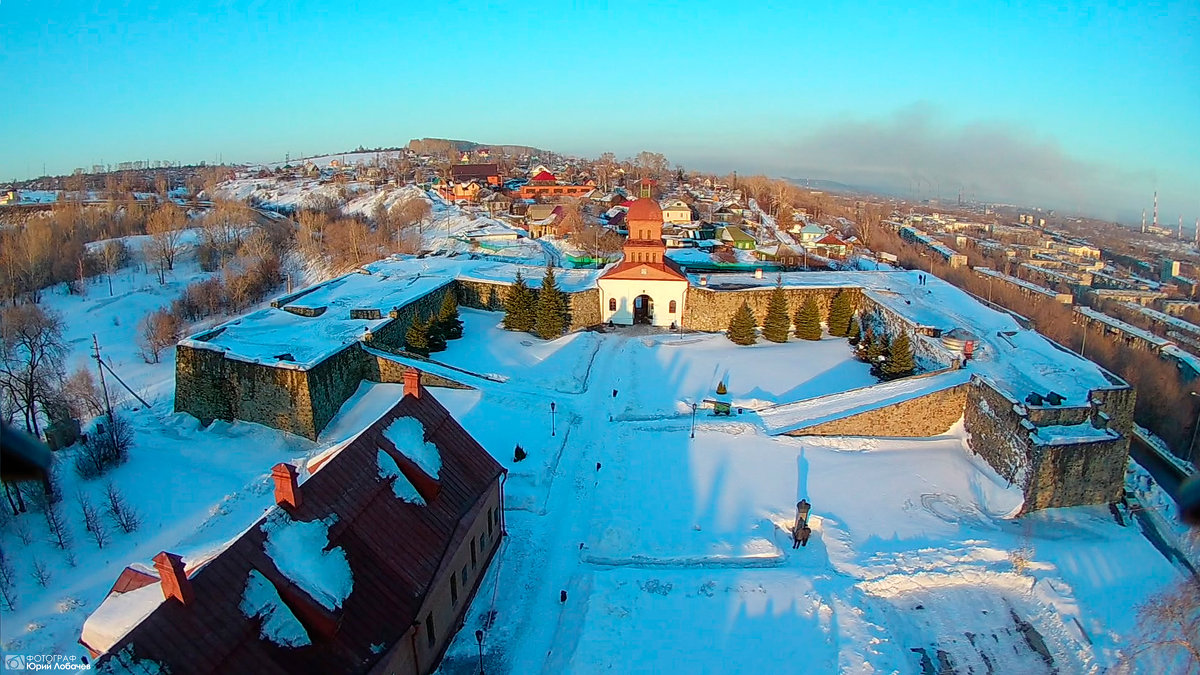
[
  {"x1": 383, "y1": 416, "x2": 442, "y2": 479},
  {"x1": 690, "y1": 270, "x2": 1118, "y2": 404},
  {"x1": 183, "y1": 268, "x2": 456, "y2": 368},
  {"x1": 81, "y1": 580, "x2": 166, "y2": 655},
  {"x1": 1031, "y1": 422, "x2": 1120, "y2": 446},
  {"x1": 377, "y1": 448, "x2": 426, "y2": 504},
  {"x1": 239, "y1": 569, "x2": 312, "y2": 648},
  {"x1": 262, "y1": 512, "x2": 353, "y2": 611}
]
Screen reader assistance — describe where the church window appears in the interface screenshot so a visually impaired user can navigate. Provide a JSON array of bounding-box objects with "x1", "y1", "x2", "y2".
[
  {"x1": 669, "y1": 300, "x2": 677, "y2": 313},
  {"x1": 609, "y1": 298, "x2": 616, "y2": 311}
]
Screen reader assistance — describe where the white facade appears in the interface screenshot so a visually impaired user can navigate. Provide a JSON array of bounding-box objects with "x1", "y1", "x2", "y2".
[
  {"x1": 597, "y1": 277, "x2": 688, "y2": 327},
  {"x1": 662, "y1": 201, "x2": 692, "y2": 224}
]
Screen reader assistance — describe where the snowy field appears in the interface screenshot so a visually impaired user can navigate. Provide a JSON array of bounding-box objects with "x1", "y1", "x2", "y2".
[{"x1": 1, "y1": 234, "x2": 1190, "y2": 672}]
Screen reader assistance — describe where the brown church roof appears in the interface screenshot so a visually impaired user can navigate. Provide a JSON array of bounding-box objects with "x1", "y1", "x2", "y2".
[
  {"x1": 85, "y1": 374, "x2": 504, "y2": 674},
  {"x1": 626, "y1": 197, "x2": 662, "y2": 223}
]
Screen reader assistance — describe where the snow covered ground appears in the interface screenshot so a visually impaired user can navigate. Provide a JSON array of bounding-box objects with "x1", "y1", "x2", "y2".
[{"x1": 2, "y1": 242, "x2": 1189, "y2": 672}]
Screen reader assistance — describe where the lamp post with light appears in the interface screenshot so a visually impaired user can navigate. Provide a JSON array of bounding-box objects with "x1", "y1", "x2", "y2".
[
  {"x1": 550, "y1": 401, "x2": 557, "y2": 437},
  {"x1": 475, "y1": 629, "x2": 484, "y2": 674},
  {"x1": 691, "y1": 402, "x2": 698, "y2": 439}
]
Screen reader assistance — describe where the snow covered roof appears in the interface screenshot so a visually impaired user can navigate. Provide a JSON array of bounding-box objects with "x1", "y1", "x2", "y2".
[
  {"x1": 84, "y1": 381, "x2": 505, "y2": 673},
  {"x1": 688, "y1": 270, "x2": 1122, "y2": 405}
]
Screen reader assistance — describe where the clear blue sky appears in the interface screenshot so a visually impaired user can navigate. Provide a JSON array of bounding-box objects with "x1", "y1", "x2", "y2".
[{"x1": 2, "y1": 1, "x2": 1197, "y2": 221}]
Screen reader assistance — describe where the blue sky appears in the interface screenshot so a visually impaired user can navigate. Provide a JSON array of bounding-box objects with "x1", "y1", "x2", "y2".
[{"x1": 2, "y1": 1, "x2": 1197, "y2": 222}]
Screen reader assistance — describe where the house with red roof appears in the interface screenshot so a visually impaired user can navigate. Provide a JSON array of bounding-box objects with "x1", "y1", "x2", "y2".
[
  {"x1": 80, "y1": 369, "x2": 506, "y2": 675},
  {"x1": 810, "y1": 232, "x2": 852, "y2": 258},
  {"x1": 597, "y1": 197, "x2": 688, "y2": 326},
  {"x1": 516, "y1": 169, "x2": 595, "y2": 201}
]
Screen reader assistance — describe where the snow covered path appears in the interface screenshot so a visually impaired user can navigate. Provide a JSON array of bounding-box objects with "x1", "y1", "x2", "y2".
[{"x1": 433, "y1": 319, "x2": 1186, "y2": 674}]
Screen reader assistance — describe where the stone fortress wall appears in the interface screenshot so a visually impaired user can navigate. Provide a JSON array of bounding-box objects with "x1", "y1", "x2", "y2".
[{"x1": 175, "y1": 272, "x2": 1134, "y2": 511}]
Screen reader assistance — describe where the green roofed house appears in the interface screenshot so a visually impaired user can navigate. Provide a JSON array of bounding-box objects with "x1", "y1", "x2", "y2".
[{"x1": 720, "y1": 225, "x2": 757, "y2": 250}]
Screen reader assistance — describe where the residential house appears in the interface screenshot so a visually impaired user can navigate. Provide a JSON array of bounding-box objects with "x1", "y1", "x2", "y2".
[
  {"x1": 516, "y1": 170, "x2": 594, "y2": 200},
  {"x1": 0, "y1": 187, "x2": 16, "y2": 205},
  {"x1": 809, "y1": 233, "x2": 852, "y2": 258},
  {"x1": 80, "y1": 370, "x2": 506, "y2": 675},
  {"x1": 720, "y1": 225, "x2": 756, "y2": 250},
  {"x1": 435, "y1": 180, "x2": 484, "y2": 204},
  {"x1": 710, "y1": 203, "x2": 743, "y2": 224},
  {"x1": 450, "y1": 163, "x2": 501, "y2": 187},
  {"x1": 480, "y1": 191, "x2": 513, "y2": 216},
  {"x1": 526, "y1": 204, "x2": 565, "y2": 238},
  {"x1": 796, "y1": 223, "x2": 826, "y2": 243},
  {"x1": 661, "y1": 199, "x2": 692, "y2": 224}
]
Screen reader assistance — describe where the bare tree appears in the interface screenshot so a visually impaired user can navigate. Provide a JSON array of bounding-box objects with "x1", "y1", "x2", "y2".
[
  {"x1": 146, "y1": 202, "x2": 186, "y2": 271},
  {"x1": 104, "y1": 481, "x2": 140, "y2": 533},
  {"x1": 62, "y1": 367, "x2": 107, "y2": 420},
  {"x1": 77, "y1": 492, "x2": 108, "y2": 549},
  {"x1": 30, "y1": 560, "x2": 51, "y2": 588},
  {"x1": 44, "y1": 502, "x2": 72, "y2": 550},
  {"x1": 0, "y1": 546, "x2": 16, "y2": 610},
  {"x1": 13, "y1": 521, "x2": 32, "y2": 545},
  {"x1": 137, "y1": 309, "x2": 183, "y2": 364},
  {"x1": 74, "y1": 414, "x2": 133, "y2": 479},
  {"x1": 0, "y1": 304, "x2": 68, "y2": 436},
  {"x1": 1122, "y1": 579, "x2": 1200, "y2": 671}
]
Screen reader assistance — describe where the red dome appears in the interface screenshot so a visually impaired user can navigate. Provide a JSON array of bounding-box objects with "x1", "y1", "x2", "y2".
[{"x1": 626, "y1": 198, "x2": 662, "y2": 222}]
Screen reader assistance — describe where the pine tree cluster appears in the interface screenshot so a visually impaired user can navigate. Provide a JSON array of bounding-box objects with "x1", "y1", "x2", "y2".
[
  {"x1": 535, "y1": 266, "x2": 571, "y2": 340},
  {"x1": 826, "y1": 291, "x2": 853, "y2": 337},
  {"x1": 405, "y1": 291, "x2": 465, "y2": 356},
  {"x1": 794, "y1": 296, "x2": 822, "y2": 341},
  {"x1": 726, "y1": 302, "x2": 758, "y2": 345},
  {"x1": 761, "y1": 281, "x2": 791, "y2": 343},
  {"x1": 502, "y1": 267, "x2": 572, "y2": 340}
]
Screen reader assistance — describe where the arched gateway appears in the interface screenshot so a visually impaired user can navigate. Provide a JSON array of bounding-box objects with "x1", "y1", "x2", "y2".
[{"x1": 597, "y1": 196, "x2": 688, "y2": 327}]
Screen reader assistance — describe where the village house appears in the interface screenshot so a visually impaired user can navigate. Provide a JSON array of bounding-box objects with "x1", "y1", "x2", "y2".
[
  {"x1": 796, "y1": 222, "x2": 827, "y2": 242},
  {"x1": 525, "y1": 204, "x2": 565, "y2": 239},
  {"x1": 450, "y1": 163, "x2": 501, "y2": 187},
  {"x1": 720, "y1": 225, "x2": 757, "y2": 250},
  {"x1": 661, "y1": 199, "x2": 693, "y2": 224},
  {"x1": 516, "y1": 170, "x2": 594, "y2": 200},
  {"x1": 81, "y1": 370, "x2": 506, "y2": 675},
  {"x1": 434, "y1": 179, "x2": 484, "y2": 204},
  {"x1": 809, "y1": 233, "x2": 852, "y2": 258}
]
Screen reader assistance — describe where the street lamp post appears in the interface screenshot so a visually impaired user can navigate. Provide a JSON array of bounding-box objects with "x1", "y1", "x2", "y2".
[
  {"x1": 550, "y1": 401, "x2": 557, "y2": 437},
  {"x1": 475, "y1": 629, "x2": 484, "y2": 674},
  {"x1": 690, "y1": 403, "x2": 698, "y2": 439}
]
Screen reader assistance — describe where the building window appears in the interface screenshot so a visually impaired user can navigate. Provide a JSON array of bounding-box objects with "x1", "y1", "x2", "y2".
[
  {"x1": 425, "y1": 613, "x2": 436, "y2": 647},
  {"x1": 450, "y1": 572, "x2": 458, "y2": 605},
  {"x1": 669, "y1": 300, "x2": 677, "y2": 314},
  {"x1": 471, "y1": 537, "x2": 478, "y2": 567},
  {"x1": 609, "y1": 298, "x2": 617, "y2": 311}
]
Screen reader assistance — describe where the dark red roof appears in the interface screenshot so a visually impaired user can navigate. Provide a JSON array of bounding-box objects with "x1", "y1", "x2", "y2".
[
  {"x1": 89, "y1": 384, "x2": 504, "y2": 674},
  {"x1": 450, "y1": 164, "x2": 500, "y2": 181}
]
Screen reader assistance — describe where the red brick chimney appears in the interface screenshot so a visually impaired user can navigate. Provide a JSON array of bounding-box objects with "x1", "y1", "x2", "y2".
[
  {"x1": 153, "y1": 551, "x2": 193, "y2": 605},
  {"x1": 404, "y1": 368, "x2": 422, "y2": 399},
  {"x1": 271, "y1": 463, "x2": 302, "y2": 510}
]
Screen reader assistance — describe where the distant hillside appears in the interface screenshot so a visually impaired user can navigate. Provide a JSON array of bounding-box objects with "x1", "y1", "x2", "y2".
[
  {"x1": 407, "y1": 138, "x2": 548, "y2": 157},
  {"x1": 782, "y1": 177, "x2": 860, "y2": 194}
]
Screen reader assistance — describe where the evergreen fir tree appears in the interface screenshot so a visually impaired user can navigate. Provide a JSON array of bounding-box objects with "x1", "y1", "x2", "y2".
[
  {"x1": 761, "y1": 280, "x2": 791, "y2": 343},
  {"x1": 426, "y1": 313, "x2": 447, "y2": 353},
  {"x1": 486, "y1": 286, "x2": 501, "y2": 311},
  {"x1": 405, "y1": 315, "x2": 430, "y2": 356},
  {"x1": 726, "y1": 302, "x2": 757, "y2": 345},
  {"x1": 437, "y1": 291, "x2": 463, "y2": 340},
  {"x1": 847, "y1": 316, "x2": 862, "y2": 345},
  {"x1": 882, "y1": 333, "x2": 916, "y2": 379},
  {"x1": 864, "y1": 330, "x2": 887, "y2": 369},
  {"x1": 826, "y1": 291, "x2": 853, "y2": 337},
  {"x1": 794, "y1": 296, "x2": 822, "y2": 341},
  {"x1": 856, "y1": 327, "x2": 873, "y2": 361},
  {"x1": 502, "y1": 271, "x2": 536, "y2": 333},
  {"x1": 535, "y1": 265, "x2": 571, "y2": 340}
]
